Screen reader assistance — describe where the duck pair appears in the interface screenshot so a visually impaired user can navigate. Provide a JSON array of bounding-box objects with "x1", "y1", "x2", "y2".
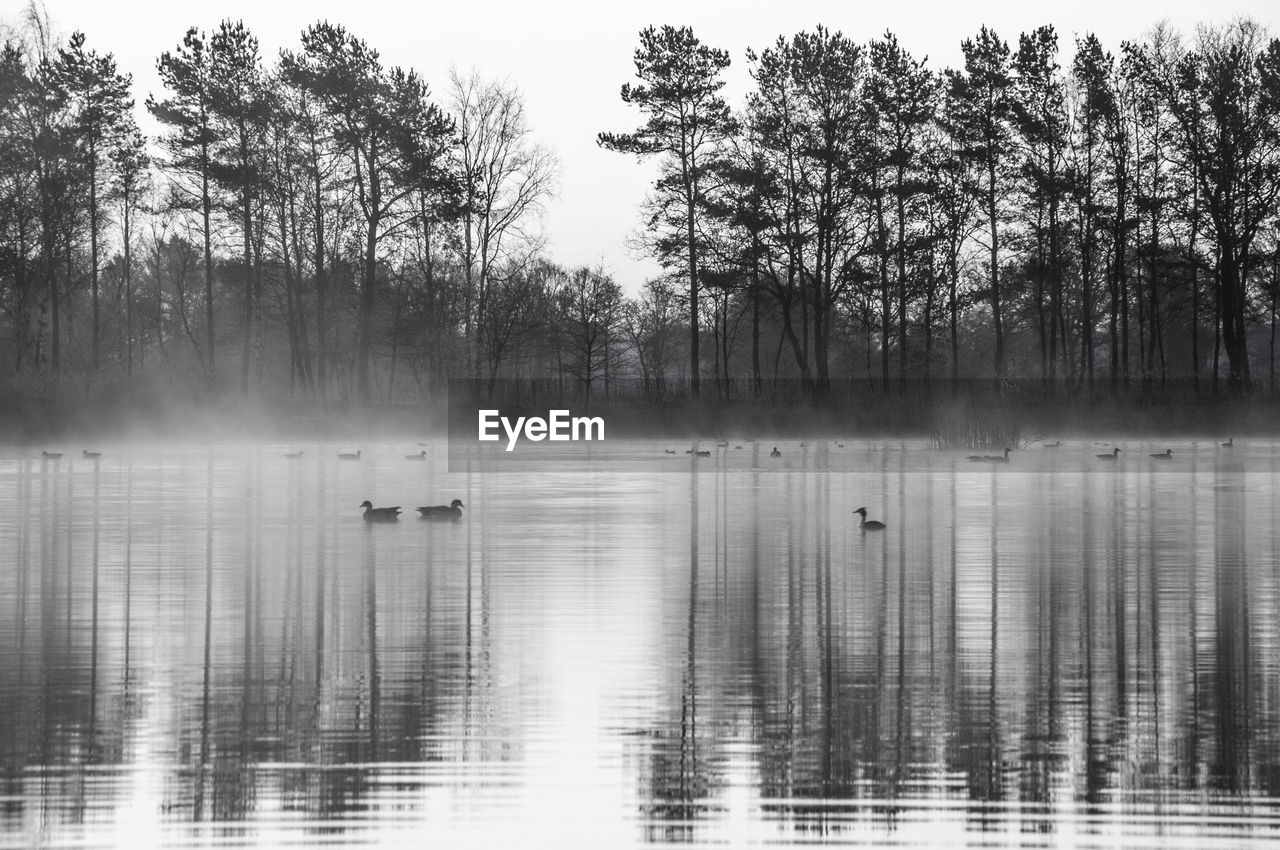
[
  {"x1": 360, "y1": 499, "x2": 465, "y2": 521},
  {"x1": 966, "y1": 448, "x2": 1011, "y2": 463}
]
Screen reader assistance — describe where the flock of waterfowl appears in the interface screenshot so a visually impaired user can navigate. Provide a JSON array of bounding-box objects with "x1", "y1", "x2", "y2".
[
  {"x1": 963, "y1": 437, "x2": 1238, "y2": 465},
  {"x1": 30, "y1": 435, "x2": 1245, "y2": 534}
]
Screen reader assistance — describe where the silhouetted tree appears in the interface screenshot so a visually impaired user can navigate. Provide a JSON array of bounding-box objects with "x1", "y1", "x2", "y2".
[{"x1": 600, "y1": 25, "x2": 736, "y2": 396}]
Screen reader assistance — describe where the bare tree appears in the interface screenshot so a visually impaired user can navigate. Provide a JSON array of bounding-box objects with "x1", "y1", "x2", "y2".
[{"x1": 450, "y1": 67, "x2": 557, "y2": 373}]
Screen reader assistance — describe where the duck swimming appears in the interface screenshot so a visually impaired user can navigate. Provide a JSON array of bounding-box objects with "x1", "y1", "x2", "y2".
[
  {"x1": 418, "y1": 499, "x2": 464, "y2": 519},
  {"x1": 984, "y1": 447, "x2": 1012, "y2": 463},
  {"x1": 1150, "y1": 448, "x2": 1173, "y2": 459},
  {"x1": 359, "y1": 501, "x2": 401, "y2": 521},
  {"x1": 1096, "y1": 447, "x2": 1121, "y2": 460},
  {"x1": 770, "y1": 447, "x2": 781, "y2": 458},
  {"x1": 853, "y1": 507, "x2": 886, "y2": 531},
  {"x1": 284, "y1": 450, "x2": 303, "y2": 458},
  {"x1": 1043, "y1": 441, "x2": 1061, "y2": 449},
  {"x1": 338, "y1": 450, "x2": 361, "y2": 460},
  {"x1": 82, "y1": 449, "x2": 102, "y2": 459},
  {"x1": 1222, "y1": 437, "x2": 1234, "y2": 448},
  {"x1": 695, "y1": 450, "x2": 711, "y2": 457},
  {"x1": 405, "y1": 450, "x2": 428, "y2": 460}
]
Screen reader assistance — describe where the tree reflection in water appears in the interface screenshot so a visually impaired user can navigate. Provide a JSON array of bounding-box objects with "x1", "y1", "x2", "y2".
[{"x1": 0, "y1": 443, "x2": 1278, "y2": 847}]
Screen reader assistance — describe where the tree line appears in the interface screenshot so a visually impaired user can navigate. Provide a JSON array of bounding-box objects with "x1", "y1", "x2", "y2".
[
  {"x1": 602, "y1": 20, "x2": 1280, "y2": 398},
  {"x1": 1, "y1": 10, "x2": 1278, "y2": 408}
]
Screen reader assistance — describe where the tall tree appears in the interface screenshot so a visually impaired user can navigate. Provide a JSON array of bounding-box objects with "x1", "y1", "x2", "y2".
[
  {"x1": 47, "y1": 31, "x2": 132, "y2": 368},
  {"x1": 870, "y1": 31, "x2": 936, "y2": 387},
  {"x1": 109, "y1": 124, "x2": 147, "y2": 375},
  {"x1": 1072, "y1": 34, "x2": 1116, "y2": 386},
  {"x1": 288, "y1": 22, "x2": 457, "y2": 403},
  {"x1": 1012, "y1": 25, "x2": 1070, "y2": 381},
  {"x1": 599, "y1": 25, "x2": 736, "y2": 397},
  {"x1": 1169, "y1": 22, "x2": 1280, "y2": 392},
  {"x1": 449, "y1": 68, "x2": 558, "y2": 375},
  {"x1": 207, "y1": 20, "x2": 269, "y2": 395},
  {"x1": 947, "y1": 27, "x2": 1015, "y2": 383},
  {"x1": 149, "y1": 26, "x2": 220, "y2": 382}
]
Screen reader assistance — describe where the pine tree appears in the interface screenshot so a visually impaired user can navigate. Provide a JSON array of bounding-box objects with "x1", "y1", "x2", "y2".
[{"x1": 599, "y1": 25, "x2": 736, "y2": 397}]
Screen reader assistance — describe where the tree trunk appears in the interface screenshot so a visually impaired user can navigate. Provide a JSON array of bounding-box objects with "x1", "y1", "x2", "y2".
[
  {"x1": 89, "y1": 139, "x2": 100, "y2": 368},
  {"x1": 201, "y1": 140, "x2": 215, "y2": 387}
]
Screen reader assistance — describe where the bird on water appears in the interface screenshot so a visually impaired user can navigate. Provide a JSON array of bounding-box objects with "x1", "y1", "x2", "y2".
[
  {"x1": 770, "y1": 447, "x2": 782, "y2": 458},
  {"x1": 83, "y1": 449, "x2": 102, "y2": 459},
  {"x1": 1222, "y1": 437, "x2": 1234, "y2": 448},
  {"x1": 338, "y1": 450, "x2": 361, "y2": 460},
  {"x1": 1096, "y1": 447, "x2": 1121, "y2": 460},
  {"x1": 985, "y1": 447, "x2": 1012, "y2": 463},
  {"x1": 405, "y1": 450, "x2": 428, "y2": 460},
  {"x1": 284, "y1": 450, "x2": 303, "y2": 458},
  {"x1": 359, "y1": 501, "x2": 401, "y2": 521},
  {"x1": 1150, "y1": 449, "x2": 1173, "y2": 459},
  {"x1": 418, "y1": 499, "x2": 465, "y2": 519},
  {"x1": 41, "y1": 451, "x2": 62, "y2": 459},
  {"x1": 853, "y1": 507, "x2": 886, "y2": 531},
  {"x1": 1043, "y1": 441, "x2": 1061, "y2": 449}
]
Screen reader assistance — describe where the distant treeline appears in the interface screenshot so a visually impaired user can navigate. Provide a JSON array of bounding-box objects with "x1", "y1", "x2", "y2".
[{"x1": 1, "y1": 9, "x2": 1278, "y2": 409}]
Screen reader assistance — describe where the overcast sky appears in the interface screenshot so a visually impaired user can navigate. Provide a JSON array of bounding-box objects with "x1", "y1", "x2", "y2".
[{"x1": 10, "y1": 0, "x2": 1280, "y2": 291}]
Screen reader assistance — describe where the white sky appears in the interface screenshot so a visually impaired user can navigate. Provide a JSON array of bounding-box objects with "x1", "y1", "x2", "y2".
[{"x1": 10, "y1": 0, "x2": 1280, "y2": 292}]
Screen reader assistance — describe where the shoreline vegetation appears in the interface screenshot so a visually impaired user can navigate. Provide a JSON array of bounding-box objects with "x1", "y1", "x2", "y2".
[{"x1": 2, "y1": 12, "x2": 1279, "y2": 446}]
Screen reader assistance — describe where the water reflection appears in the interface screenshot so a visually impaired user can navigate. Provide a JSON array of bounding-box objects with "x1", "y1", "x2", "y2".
[{"x1": 1, "y1": 443, "x2": 1279, "y2": 847}]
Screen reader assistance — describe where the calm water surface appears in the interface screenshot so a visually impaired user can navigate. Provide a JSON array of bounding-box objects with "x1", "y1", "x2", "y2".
[{"x1": 2, "y1": 439, "x2": 1280, "y2": 848}]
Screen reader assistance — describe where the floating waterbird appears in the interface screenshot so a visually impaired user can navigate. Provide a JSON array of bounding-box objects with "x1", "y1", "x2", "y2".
[
  {"x1": 734, "y1": 445, "x2": 744, "y2": 450},
  {"x1": 695, "y1": 450, "x2": 711, "y2": 457},
  {"x1": 770, "y1": 447, "x2": 782, "y2": 458},
  {"x1": 1096, "y1": 447, "x2": 1121, "y2": 460},
  {"x1": 984, "y1": 448, "x2": 1012, "y2": 463},
  {"x1": 338, "y1": 450, "x2": 361, "y2": 460},
  {"x1": 1043, "y1": 441, "x2": 1061, "y2": 449},
  {"x1": 284, "y1": 450, "x2": 303, "y2": 458},
  {"x1": 853, "y1": 507, "x2": 886, "y2": 531},
  {"x1": 359, "y1": 501, "x2": 401, "y2": 521},
  {"x1": 1150, "y1": 449, "x2": 1173, "y2": 459},
  {"x1": 664, "y1": 449, "x2": 676, "y2": 454},
  {"x1": 417, "y1": 499, "x2": 464, "y2": 519},
  {"x1": 405, "y1": 450, "x2": 428, "y2": 460},
  {"x1": 966, "y1": 454, "x2": 987, "y2": 462},
  {"x1": 82, "y1": 449, "x2": 102, "y2": 459},
  {"x1": 1222, "y1": 437, "x2": 1234, "y2": 448},
  {"x1": 41, "y1": 451, "x2": 61, "y2": 459}
]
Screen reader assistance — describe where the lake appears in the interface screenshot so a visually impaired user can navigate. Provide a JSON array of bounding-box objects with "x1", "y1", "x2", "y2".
[{"x1": 2, "y1": 439, "x2": 1279, "y2": 848}]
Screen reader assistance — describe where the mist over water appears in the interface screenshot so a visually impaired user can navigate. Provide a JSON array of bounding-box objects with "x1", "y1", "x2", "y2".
[{"x1": 2, "y1": 439, "x2": 1280, "y2": 848}]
